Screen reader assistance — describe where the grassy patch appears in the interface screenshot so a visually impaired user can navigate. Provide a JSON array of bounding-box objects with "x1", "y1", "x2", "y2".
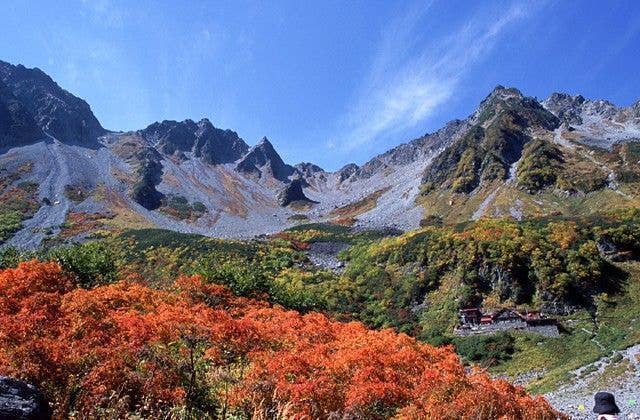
[
  {"x1": 158, "y1": 194, "x2": 207, "y2": 221},
  {"x1": 58, "y1": 212, "x2": 114, "y2": 240},
  {"x1": 287, "y1": 213, "x2": 309, "y2": 222},
  {"x1": 329, "y1": 187, "x2": 390, "y2": 219},
  {"x1": 284, "y1": 222, "x2": 387, "y2": 244},
  {"x1": 0, "y1": 181, "x2": 40, "y2": 243}
]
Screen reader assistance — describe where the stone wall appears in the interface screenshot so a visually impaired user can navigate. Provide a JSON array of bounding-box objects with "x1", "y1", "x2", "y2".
[{"x1": 454, "y1": 321, "x2": 559, "y2": 337}]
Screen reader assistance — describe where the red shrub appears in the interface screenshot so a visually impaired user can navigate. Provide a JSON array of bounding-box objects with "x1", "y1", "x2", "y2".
[{"x1": 0, "y1": 261, "x2": 564, "y2": 419}]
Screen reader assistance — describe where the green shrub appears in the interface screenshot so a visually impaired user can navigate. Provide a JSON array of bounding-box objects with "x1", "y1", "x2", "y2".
[
  {"x1": 516, "y1": 138, "x2": 563, "y2": 192},
  {"x1": 452, "y1": 149, "x2": 479, "y2": 193},
  {"x1": 44, "y1": 241, "x2": 118, "y2": 288},
  {"x1": 0, "y1": 246, "x2": 23, "y2": 269},
  {"x1": 159, "y1": 195, "x2": 207, "y2": 220},
  {"x1": 192, "y1": 201, "x2": 207, "y2": 213},
  {"x1": 0, "y1": 211, "x2": 23, "y2": 242},
  {"x1": 454, "y1": 333, "x2": 515, "y2": 366}
]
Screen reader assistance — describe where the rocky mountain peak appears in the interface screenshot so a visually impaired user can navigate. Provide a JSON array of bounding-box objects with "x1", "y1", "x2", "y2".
[
  {"x1": 545, "y1": 92, "x2": 586, "y2": 106},
  {"x1": 0, "y1": 62, "x2": 53, "y2": 87},
  {"x1": 474, "y1": 86, "x2": 525, "y2": 116},
  {"x1": 487, "y1": 85, "x2": 524, "y2": 100},
  {"x1": 337, "y1": 163, "x2": 359, "y2": 182},
  {"x1": 422, "y1": 86, "x2": 559, "y2": 194},
  {"x1": 294, "y1": 162, "x2": 325, "y2": 178},
  {"x1": 542, "y1": 92, "x2": 587, "y2": 125},
  {"x1": 139, "y1": 118, "x2": 249, "y2": 164},
  {"x1": 251, "y1": 137, "x2": 281, "y2": 160},
  {"x1": 474, "y1": 85, "x2": 558, "y2": 130},
  {"x1": 581, "y1": 98, "x2": 619, "y2": 119},
  {"x1": 236, "y1": 137, "x2": 294, "y2": 181},
  {"x1": 477, "y1": 85, "x2": 523, "y2": 109},
  {"x1": 543, "y1": 93, "x2": 640, "y2": 139},
  {"x1": 0, "y1": 60, "x2": 105, "y2": 144},
  {"x1": 545, "y1": 93, "x2": 620, "y2": 119},
  {"x1": 257, "y1": 136, "x2": 271, "y2": 146}
]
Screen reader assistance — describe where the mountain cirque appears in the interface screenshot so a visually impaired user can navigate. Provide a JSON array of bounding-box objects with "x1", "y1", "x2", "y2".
[{"x1": 1, "y1": 60, "x2": 640, "y2": 247}]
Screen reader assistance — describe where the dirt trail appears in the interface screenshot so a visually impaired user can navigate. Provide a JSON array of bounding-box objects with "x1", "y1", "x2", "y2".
[{"x1": 546, "y1": 343, "x2": 640, "y2": 419}]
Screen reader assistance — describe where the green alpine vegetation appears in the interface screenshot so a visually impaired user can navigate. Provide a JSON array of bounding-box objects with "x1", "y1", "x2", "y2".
[{"x1": 3, "y1": 209, "x2": 640, "y2": 396}]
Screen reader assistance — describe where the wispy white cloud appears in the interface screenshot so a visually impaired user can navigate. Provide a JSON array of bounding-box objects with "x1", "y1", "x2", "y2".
[{"x1": 337, "y1": 1, "x2": 534, "y2": 152}]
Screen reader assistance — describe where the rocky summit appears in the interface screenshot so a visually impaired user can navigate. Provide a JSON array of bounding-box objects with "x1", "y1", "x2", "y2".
[
  {"x1": 236, "y1": 136, "x2": 294, "y2": 181},
  {"x1": 139, "y1": 118, "x2": 249, "y2": 165},
  {"x1": 0, "y1": 60, "x2": 105, "y2": 145}
]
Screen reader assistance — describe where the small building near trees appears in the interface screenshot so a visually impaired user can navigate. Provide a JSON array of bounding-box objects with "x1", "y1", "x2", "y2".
[{"x1": 455, "y1": 307, "x2": 559, "y2": 337}]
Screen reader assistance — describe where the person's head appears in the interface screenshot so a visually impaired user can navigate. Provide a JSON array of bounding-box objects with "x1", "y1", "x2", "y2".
[{"x1": 593, "y1": 392, "x2": 620, "y2": 416}]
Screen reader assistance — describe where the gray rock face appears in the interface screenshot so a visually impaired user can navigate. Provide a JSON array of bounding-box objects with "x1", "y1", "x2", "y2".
[
  {"x1": 0, "y1": 79, "x2": 43, "y2": 148},
  {"x1": 596, "y1": 237, "x2": 633, "y2": 262},
  {"x1": 0, "y1": 60, "x2": 105, "y2": 144},
  {"x1": 139, "y1": 118, "x2": 249, "y2": 164},
  {"x1": 306, "y1": 241, "x2": 350, "y2": 271},
  {"x1": 294, "y1": 162, "x2": 324, "y2": 178},
  {"x1": 583, "y1": 98, "x2": 619, "y2": 120},
  {"x1": 277, "y1": 178, "x2": 314, "y2": 206},
  {"x1": 236, "y1": 137, "x2": 294, "y2": 181},
  {"x1": 632, "y1": 100, "x2": 640, "y2": 118},
  {"x1": 542, "y1": 91, "x2": 640, "y2": 148},
  {"x1": 0, "y1": 376, "x2": 51, "y2": 420},
  {"x1": 543, "y1": 93, "x2": 587, "y2": 125},
  {"x1": 337, "y1": 163, "x2": 359, "y2": 182},
  {"x1": 543, "y1": 92, "x2": 637, "y2": 127},
  {"x1": 131, "y1": 148, "x2": 164, "y2": 210}
]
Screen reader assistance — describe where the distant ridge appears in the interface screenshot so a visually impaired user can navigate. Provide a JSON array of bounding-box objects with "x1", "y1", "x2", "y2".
[{"x1": 0, "y1": 59, "x2": 639, "y2": 246}]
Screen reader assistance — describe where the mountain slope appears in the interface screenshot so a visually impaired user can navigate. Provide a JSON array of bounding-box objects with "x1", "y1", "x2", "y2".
[
  {"x1": 543, "y1": 92, "x2": 640, "y2": 148},
  {"x1": 422, "y1": 86, "x2": 559, "y2": 193},
  {"x1": 1, "y1": 60, "x2": 639, "y2": 247},
  {"x1": 0, "y1": 79, "x2": 43, "y2": 147},
  {"x1": 417, "y1": 87, "x2": 640, "y2": 224},
  {"x1": 0, "y1": 60, "x2": 105, "y2": 145}
]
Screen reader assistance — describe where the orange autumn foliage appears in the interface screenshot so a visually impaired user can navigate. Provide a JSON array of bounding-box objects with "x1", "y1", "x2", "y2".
[{"x1": 0, "y1": 261, "x2": 564, "y2": 419}]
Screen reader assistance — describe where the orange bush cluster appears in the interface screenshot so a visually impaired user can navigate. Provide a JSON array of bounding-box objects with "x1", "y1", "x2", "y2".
[{"x1": 0, "y1": 261, "x2": 563, "y2": 419}]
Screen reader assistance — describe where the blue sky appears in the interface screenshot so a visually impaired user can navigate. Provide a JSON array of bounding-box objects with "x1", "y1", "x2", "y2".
[{"x1": 3, "y1": 1, "x2": 640, "y2": 170}]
